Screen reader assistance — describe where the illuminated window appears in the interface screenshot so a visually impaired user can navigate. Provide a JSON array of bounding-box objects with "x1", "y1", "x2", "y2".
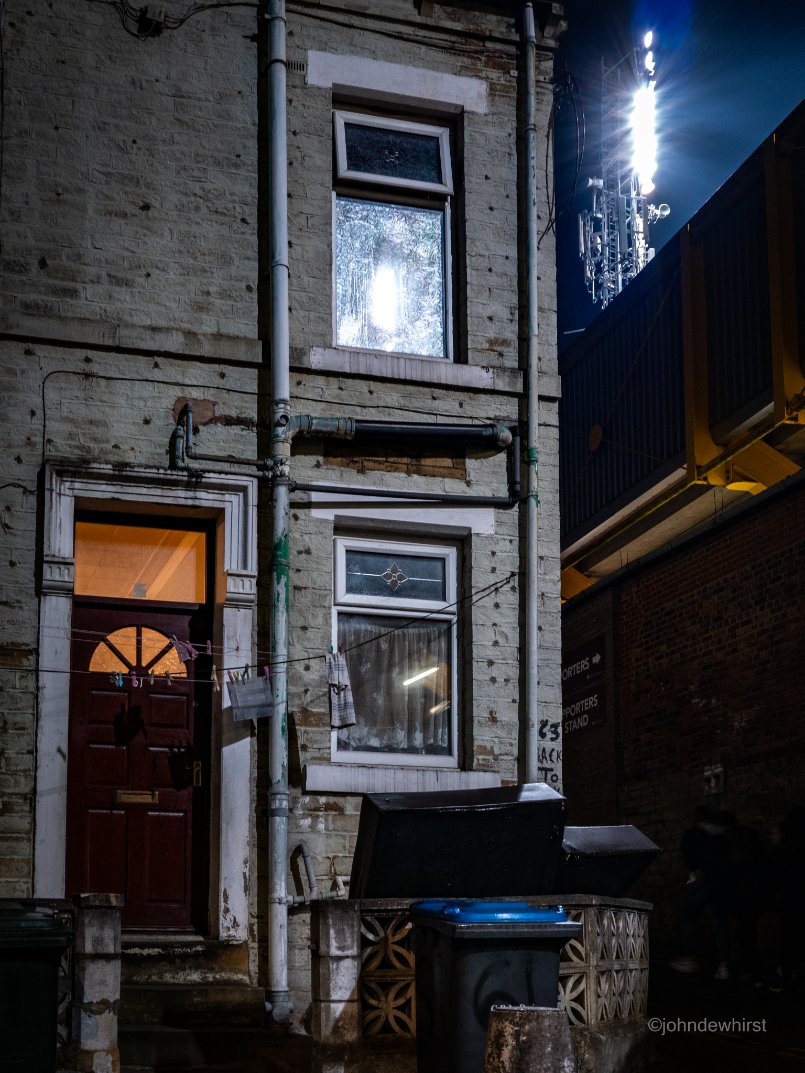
[
  {"x1": 333, "y1": 111, "x2": 453, "y2": 360},
  {"x1": 333, "y1": 537, "x2": 458, "y2": 766},
  {"x1": 74, "y1": 521, "x2": 206, "y2": 603},
  {"x1": 88, "y1": 626, "x2": 187, "y2": 677}
]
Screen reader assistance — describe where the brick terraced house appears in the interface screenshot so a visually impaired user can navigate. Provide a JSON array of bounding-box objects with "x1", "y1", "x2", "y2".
[{"x1": 0, "y1": 0, "x2": 567, "y2": 1062}]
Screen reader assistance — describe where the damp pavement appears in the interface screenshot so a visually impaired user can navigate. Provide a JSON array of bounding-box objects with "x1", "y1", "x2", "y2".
[
  {"x1": 645, "y1": 960, "x2": 805, "y2": 1072},
  {"x1": 116, "y1": 960, "x2": 805, "y2": 1073}
]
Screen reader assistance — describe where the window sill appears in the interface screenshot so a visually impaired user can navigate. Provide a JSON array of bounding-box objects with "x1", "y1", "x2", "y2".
[
  {"x1": 294, "y1": 347, "x2": 524, "y2": 394},
  {"x1": 302, "y1": 762, "x2": 501, "y2": 795}
]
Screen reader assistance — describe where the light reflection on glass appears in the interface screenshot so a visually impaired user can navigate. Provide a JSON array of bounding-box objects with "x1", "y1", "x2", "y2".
[{"x1": 335, "y1": 197, "x2": 445, "y2": 358}]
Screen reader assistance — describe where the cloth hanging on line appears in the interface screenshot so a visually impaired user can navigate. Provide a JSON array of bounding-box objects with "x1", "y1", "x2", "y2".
[
  {"x1": 325, "y1": 652, "x2": 356, "y2": 728},
  {"x1": 170, "y1": 635, "x2": 200, "y2": 663},
  {"x1": 227, "y1": 673, "x2": 275, "y2": 723}
]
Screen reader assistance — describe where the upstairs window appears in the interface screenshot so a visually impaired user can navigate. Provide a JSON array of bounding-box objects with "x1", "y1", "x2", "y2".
[
  {"x1": 333, "y1": 111, "x2": 453, "y2": 360},
  {"x1": 333, "y1": 537, "x2": 458, "y2": 766}
]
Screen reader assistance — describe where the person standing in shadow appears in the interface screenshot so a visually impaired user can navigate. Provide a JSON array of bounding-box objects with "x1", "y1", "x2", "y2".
[
  {"x1": 670, "y1": 805, "x2": 731, "y2": 980},
  {"x1": 767, "y1": 805, "x2": 805, "y2": 990},
  {"x1": 718, "y1": 809, "x2": 765, "y2": 985}
]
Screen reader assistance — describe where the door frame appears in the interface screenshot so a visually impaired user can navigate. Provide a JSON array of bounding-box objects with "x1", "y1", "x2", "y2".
[
  {"x1": 68, "y1": 594, "x2": 212, "y2": 932},
  {"x1": 34, "y1": 463, "x2": 257, "y2": 942}
]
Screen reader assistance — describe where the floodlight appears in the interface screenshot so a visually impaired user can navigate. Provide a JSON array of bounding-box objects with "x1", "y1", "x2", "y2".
[
  {"x1": 631, "y1": 82, "x2": 657, "y2": 195},
  {"x1": 643, "y1": 30, "x2": 653, "y2": 48}
]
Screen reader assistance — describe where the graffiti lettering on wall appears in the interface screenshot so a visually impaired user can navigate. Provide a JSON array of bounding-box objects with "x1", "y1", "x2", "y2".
[
  {"x1": 536, "y1": 722, "x2": 562, "y2": 785},
  {"x1": 562, "y1": 636, "x2": 607, "y2": 736}
]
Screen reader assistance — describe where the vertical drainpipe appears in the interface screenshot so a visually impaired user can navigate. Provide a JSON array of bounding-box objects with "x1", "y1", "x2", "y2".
[
  {"x1": 267, "y1": 0, "x2": 291, "y2": 1023},
  {"x1": 524, "y1": 3, "x2": 540, "y2": 783}
]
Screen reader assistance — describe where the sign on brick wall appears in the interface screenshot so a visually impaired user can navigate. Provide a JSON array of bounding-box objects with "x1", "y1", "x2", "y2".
[{"x1": 562, "y1": 637, "x2": 607, "y2": 735}]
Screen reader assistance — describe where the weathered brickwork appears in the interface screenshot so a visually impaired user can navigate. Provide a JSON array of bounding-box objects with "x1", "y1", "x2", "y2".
[
  {"x1": 0, "y1": 0, "x2": 564, "y2": 1030},
  {"x1": 562, "y1": 481, "x2": 805, "y2": 952},
  {"x1": 0, "y1": 2, "x2": 259, "y2": 337}
]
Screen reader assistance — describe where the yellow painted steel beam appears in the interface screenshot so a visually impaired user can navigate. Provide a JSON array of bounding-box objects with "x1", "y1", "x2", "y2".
[
  {"x1": 729, "y1": 440, "x2": 800, "y2": 488},
  {"x1": 703, "y1": 463, "x2": 764, "y2": 495},
  {"x1": 681, "y1": 226, "x2": 721, "y2": 481},
  {"x1": 561, "y1": 566, "x2": 596, "y2": 601},
  {"x1": 765, "y1": 137, "x2": 805, "y2": 422}
]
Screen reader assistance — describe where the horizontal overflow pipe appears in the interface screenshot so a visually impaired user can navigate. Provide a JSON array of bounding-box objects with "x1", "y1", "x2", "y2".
[{"x1": 174, "y1": 403, "x2": 521, "y2": 508}]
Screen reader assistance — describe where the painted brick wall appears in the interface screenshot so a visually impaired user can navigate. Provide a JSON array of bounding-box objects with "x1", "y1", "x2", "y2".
[
  {"x1": 0, "y1": 0, "x2": 259, "y2": 338},
  {"x1": 0, "y1": 336, "x2": 260, "y2": 896},
  {"x1": 562, "y1": 480, "x2": 805, "y2": 952},
  {"x1": 0, "y1": 0, "x2": 564, "y2": 1028},
  {"x1": 262, "y1": 1, "x2": 562, "y2": 1016}
]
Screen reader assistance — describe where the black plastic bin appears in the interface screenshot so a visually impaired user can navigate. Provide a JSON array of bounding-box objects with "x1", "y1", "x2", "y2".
[
  {"x1": 0, "y1": 902, "x2": 72, "y2": 1073},
  {"x1": 554, "y1": 825, "x2": 661, "y2": 897},
  {"x1": 410, "y1": 900, "x2": 581, "y2": 1073},
  {"x1": 350, "y1": 783, "x2": 567, "y2": 898}
]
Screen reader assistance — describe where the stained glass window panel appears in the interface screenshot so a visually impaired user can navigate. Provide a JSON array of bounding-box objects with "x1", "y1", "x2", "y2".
[
  {"x1": 344, "y1": 550, "x2": 446, "y2": 602},
  {"x1": 343, "y1": 122, "x2": 443, "y2": 185}
]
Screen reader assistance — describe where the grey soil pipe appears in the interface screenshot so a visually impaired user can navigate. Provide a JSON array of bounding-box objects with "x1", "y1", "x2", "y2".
[
  {"x1": 267, "y1": 0, "x2": 292, "y2": 1024},
  {"x1": 524, "y1": 3, "x2": 540, "y2": 783}
]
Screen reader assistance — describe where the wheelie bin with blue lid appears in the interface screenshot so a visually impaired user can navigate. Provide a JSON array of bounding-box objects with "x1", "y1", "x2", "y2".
[{"x1": 410, "y1": 899, "x2": 581, "y2": 1073}]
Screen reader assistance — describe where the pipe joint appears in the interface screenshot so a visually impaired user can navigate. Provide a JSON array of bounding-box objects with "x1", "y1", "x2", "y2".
[
  {"x1": 290, "y1": 415, "x2": 356, "y2": 440},
  {"x1": 265, "y1": 992, "x2": 293, "y2": 1025},
  {"x1": 495, "y1": 423, "x2": 514, "y2": 448}
]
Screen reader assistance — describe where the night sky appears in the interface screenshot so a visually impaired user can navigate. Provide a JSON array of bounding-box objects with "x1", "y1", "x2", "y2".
[{"x1": 552, "y1": 0, "x2": 805, "y2": 350}]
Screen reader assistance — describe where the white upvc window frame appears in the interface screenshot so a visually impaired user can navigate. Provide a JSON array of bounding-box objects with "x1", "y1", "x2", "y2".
[
  {"x1": 331, "y1": 536, "x2": 459, "y2": 768},
  {"x1": 333, "y1": 110, "x2": 453, "y2": 195},
  {"x1": 332, "y1": 110, "x2": 455, "y2": 362}
]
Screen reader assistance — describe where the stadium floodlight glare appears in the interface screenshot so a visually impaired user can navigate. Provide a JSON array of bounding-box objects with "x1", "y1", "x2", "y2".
[
  {"x1": 631, "y1": 81, "x2": 657, "y2": 195},
  {"x1": 577, "y1": 27, "x2": 670, "y2": 308}
]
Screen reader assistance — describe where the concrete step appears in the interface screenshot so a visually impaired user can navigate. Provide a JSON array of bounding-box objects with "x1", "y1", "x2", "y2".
[
  {"x1": 121, "y1": 982, "x2": 266, "y2": 1027},
  {"x1": 119, "y1": 1024, "x2": 311, "y2": 1073}
]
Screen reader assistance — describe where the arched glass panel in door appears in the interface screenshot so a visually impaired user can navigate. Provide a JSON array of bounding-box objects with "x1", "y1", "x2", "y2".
[{"x1": 88, "y1": 626, "x2": 187, "y2": 677}]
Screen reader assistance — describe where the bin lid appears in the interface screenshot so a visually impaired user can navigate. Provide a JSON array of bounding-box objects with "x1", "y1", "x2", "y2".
[
  {"x1": 0, "y1": 902, "x2": 72, "y2": 947},
  {"x1": 410, "y1": 900, "x2": 568, "y2": 923}
]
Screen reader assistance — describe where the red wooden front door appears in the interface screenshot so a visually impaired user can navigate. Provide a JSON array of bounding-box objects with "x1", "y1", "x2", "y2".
[{"x1": 67, "y1": 606, "x2": 205, "y2": 931}]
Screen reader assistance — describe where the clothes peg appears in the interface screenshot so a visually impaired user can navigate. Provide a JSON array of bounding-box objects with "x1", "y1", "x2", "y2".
[
  {"x1": 211, "y1": 665, "x2": 220, "y2": 693},
  {"x1": 148, "y1": 671, "x2": 155, "y2": 686},
  {"x1": 131, "y1": 672, "x2": 139, "y2": 689},
  {"x1": 243, "y1": 663, "x2": 250, "y2": 681},
  {"x1": 165, "y1": 671, "x2": 173, "y2": 686}
]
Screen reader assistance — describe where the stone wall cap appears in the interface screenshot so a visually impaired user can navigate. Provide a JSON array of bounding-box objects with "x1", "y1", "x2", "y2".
[
  {"x1": 73, "y1": 893, "x2": 125, "y2": 908},
  {"x1": 319, "y1": 893, "x2": 653, "y2": 911}
]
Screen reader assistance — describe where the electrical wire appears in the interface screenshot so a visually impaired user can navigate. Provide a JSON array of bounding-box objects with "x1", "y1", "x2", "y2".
[
  {"x1": 539, "y1": 67, "x2": 586, "y2": 249},
  {"x1": 288, "y1": 1, "x2": 518, "y2": 61},
  {"x1": 87, "y1": 0, "x2": 258, "y2": 40},
  {"x1": 0, "y1": 569, "x2": 518, "y2": 683}
]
